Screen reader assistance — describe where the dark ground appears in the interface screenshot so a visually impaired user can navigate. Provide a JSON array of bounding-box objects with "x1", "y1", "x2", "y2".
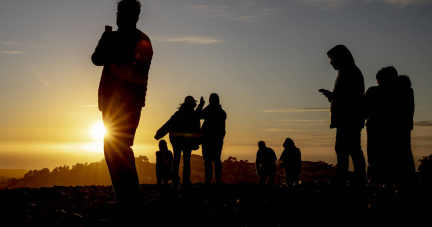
[{"x1": 1, "y1": 182, "x2": 431, "y2": 226}]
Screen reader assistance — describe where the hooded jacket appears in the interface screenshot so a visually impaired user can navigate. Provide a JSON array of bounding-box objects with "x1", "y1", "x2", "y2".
[{"x1": 327, "y1": 45, "x2": 365, "y2": 129}]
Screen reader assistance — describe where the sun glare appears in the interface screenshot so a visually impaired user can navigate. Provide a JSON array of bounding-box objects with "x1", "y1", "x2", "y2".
[{"x1": 89, "y1": 121, "x2": 106, "y2": 141}]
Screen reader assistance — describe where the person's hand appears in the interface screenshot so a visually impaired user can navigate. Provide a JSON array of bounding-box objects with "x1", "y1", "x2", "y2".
[
  {"x1": 319, "y1": 89, "x2": 332, "y2": 102},
  {"x1": 200, "y1": 96, "x2": 205, "y2": 105}
]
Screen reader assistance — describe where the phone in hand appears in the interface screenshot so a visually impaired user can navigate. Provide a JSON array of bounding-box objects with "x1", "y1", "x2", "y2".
[{"x1": 105, "y1": 25, "x2": 112, "y2": 32}]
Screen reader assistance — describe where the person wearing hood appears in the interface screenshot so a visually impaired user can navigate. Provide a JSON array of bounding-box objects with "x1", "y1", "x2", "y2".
[
  {"x1": 279, "y1": 138, "x2": 302, "y2": 184},
  {"x1": 365, "y1": 67, "x2": 399, "y2": 184},
  {"x1": 397, "y1": 75, "x2": 415, "y2": 182},
  {"x1": 256, "y1": 141, "x2": 277, "y2": 184},
  {"x1": 319, "y1": 45, "x2": 366, "y2": 186},
  {"x1": 155, "y1": 96, "x2": 204, "y2": 187},
  {"x1": 197, "y1": 93, "x2": 227, "y2": 184}
]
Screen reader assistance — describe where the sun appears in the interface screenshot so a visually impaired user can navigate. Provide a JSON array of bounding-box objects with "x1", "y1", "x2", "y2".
[{"x1": 89, "y1": 121, "x2": 107, "y2": 141}]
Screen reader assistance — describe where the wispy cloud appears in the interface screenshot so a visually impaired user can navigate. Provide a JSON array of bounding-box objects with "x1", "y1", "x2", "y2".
[
  {"x1": 298, "y1": 0, "x2": 428, "y2": 10},
  {"x1": 375, "y1": 0, "x2": 427, "y2": 8},
  {"x1": 160, "y1": 36, "x2": 223, "y2": 45},
  {"x1": 415, "y1": 121, "x2": 432, "y2": 127},
  {"x1": 262, "y1": 108, "x2": 329, "y2": 113},
  {"x1": 188, "y1": 1, "x2": 283, "y2": 21},
  {"x1": 1, "y1": 51, "x2": 24, "y2": 54},
  {"x1": 279, "y1": 119, "x2": 328, "y2": 122},
  {"x1": 2, "y1": 41, "x2": 45, "y2": 49},
  {"x1": 265, "y1": 128, "x2": 305, "y2": 132},
  {"x1": 298, "y1": 0, "x2": 348, "y2": 10},
  {"x1": 3, "y1": 41, "x2": 20, "y2": 46}
]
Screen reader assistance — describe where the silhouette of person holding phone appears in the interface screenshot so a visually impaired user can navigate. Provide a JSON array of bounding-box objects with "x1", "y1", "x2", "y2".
[
  {"x1": 91, "y1": 0, "x2": 153, "y2": 207},
  {"x1": 319, "y1": 45, "x2": 366, "y2": 186}
]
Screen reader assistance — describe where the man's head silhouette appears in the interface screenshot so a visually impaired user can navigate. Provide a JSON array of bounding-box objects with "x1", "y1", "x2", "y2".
[
  {"x1": 376, "y1": 66, "x2": 398, "y2": 86},
  {"x1": 117, "y1": 0, "x2": 141, "y2": 29},
  {"x1": 209, "y1": 93, "x2": 220, "y2": 105},
  {"x1": 258, "y1": 141, "x2": 266, "y2": 150},
  {"x1": 159, "y1": 139, "x2": 168, "y2": 151}
]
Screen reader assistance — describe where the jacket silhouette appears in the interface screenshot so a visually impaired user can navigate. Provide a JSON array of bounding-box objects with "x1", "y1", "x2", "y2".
[
  {"x1": 279, "y1": 138, "x2": 301, "y2": 184},
  {"x1": 92, "y1": 27, "x2": 153, "y2": 111},
  {"x1": 155, "y1": 96, "x2": 203, "y2": 187},
  {"x1": 156, "y1": 140, "x2": 173, "y2": 185},
  {"x1": 256, "y1": 141, "x2": 277, "y2": 184},
  {"x1": 197, "y1": 94, "x2": 227, "y2": 184},
  {"x1": 320, "y1": 45, "x2": 366, "y2": 186}
]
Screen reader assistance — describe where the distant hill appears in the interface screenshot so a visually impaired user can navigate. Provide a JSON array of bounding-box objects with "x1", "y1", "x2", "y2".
[
  {"x1": 0, "y1": 169, "x2": 28, "y2": 179},
  {"x1": 0, "y1": 155, "x2": 337, "y2": 189}
]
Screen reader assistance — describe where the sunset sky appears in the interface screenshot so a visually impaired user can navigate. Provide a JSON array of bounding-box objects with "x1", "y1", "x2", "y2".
[{"x1": 1, "y1": 0, "x2": 431, "y2": 170}]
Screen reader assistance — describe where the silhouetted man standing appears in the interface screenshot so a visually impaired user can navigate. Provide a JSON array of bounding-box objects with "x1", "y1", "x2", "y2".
[
  {"x1": 198, "y1": 93, "x2": 227, "y2": 184},
  {"x1": 91, "y1": 0, "x2": 153, "y2": 207},
  {"x1": 319, "y1": 45, "x2": 366, "y2": 186},
  {"x1": 256, "y1": 141, "x2": 277, "y2": 184}
]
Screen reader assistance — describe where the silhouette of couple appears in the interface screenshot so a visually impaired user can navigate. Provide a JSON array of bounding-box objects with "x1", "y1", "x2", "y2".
[
  {"x1": 319, "y1": 45, "x2": 415, "y2": 186},
  {"x1": 154, "y1": 94, "x2": 226, "y2": 187}
]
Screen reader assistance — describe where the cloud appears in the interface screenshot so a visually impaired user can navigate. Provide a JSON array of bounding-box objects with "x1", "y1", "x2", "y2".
[
  {"x1": 265, "y1": 128, "x2": 304, "y2": 132},
  {"x1": 1, "y1": 51, "x2": 24, "y2": 54},
  {"x1": 160, "y1": 36, "x2": 223, "y2": 45},
  {"x1": 298, "y1": 0, "x2": 428, "y2": 10},
  {"x1": 415, "y1": 121, "x2": 432, "y2": 127},
  {"x1": 2, "y1": 41, "x2": 45, "y2": 49},
  {"x1": 298, "y1": 0, "x2": 348, "y2": 10},
  {"x1": 374, "y1": 0, "x2": 427, "y2": 8},
  {"x1": 262, "y1": 108, "x2": 329, "y2": 113},
  {"x1": 188, "y1": 2, "x2": 283, "y2": 21},
  {"x1": 279, "y1": 119, "x2": 328, "y2": 122},
  {"x1": 3, "y1": 41, "x2": 20, "y2": 46}
]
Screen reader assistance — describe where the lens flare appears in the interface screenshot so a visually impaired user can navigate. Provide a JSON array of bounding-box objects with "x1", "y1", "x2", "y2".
[{"x1": 89, "y1": 121, "x2": 106, "y2": 141}]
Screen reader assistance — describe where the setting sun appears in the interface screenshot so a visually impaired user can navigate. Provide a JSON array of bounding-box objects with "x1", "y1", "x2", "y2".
[{"x1": 89, "y1": 121, "x2": 106, "y2": 141}]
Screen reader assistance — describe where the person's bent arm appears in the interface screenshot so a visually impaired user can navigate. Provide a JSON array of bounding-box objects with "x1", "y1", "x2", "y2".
[{"x1": 92, "y1": 33, "x2": 111, "y2": 66}]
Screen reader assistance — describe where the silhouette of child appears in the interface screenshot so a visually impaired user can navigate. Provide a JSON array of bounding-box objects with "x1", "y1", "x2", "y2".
[
  {"x1": 279, "y1": 138, "x2": 302, "y2": 184},
  {"x1": 156, "y1": 140, "x2": 173, "y2": 185}
]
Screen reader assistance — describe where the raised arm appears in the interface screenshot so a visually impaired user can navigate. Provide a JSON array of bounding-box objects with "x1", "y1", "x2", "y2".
[{"x1": 91, "y1": 33, "x2": 111, "y2": 66}]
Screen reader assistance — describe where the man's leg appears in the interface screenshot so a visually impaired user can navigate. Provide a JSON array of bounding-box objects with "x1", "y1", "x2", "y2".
[
  {"x1": 172, "y1": 146, "x2": 182, "y2": 187},
  {"x1": 202, "y1": 143, "x2": 213, "y2": 183},
  {"x1": 214, "y1": 141, "x2": 223, "y2": 183},
  {"x1": 103, "y1": 106, "x2": 141, "y2": 205},
  {"x1": 183, "y1": 149, "x2": 192, "y2": 184},
  {"x1": 336, "y1": 128, "x2": 350, "y2": 184},
  {"x1": 214, "y1": 151, "x2": 222, "y2": 183}
]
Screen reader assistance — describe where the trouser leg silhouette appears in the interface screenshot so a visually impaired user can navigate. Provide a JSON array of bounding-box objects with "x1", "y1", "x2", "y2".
[
  {"x1": 172, "y1": 146, "x2": 192, "y2": 185},
  {"x1": 103, "y1": 106, "x2": 141, "y2": 204},
  {"x1": 335, "y1": 127, "x2": 366, "y2": 185},
  {"x1": 203, "y1": 140, "x2": 223, "y2": 182}
]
